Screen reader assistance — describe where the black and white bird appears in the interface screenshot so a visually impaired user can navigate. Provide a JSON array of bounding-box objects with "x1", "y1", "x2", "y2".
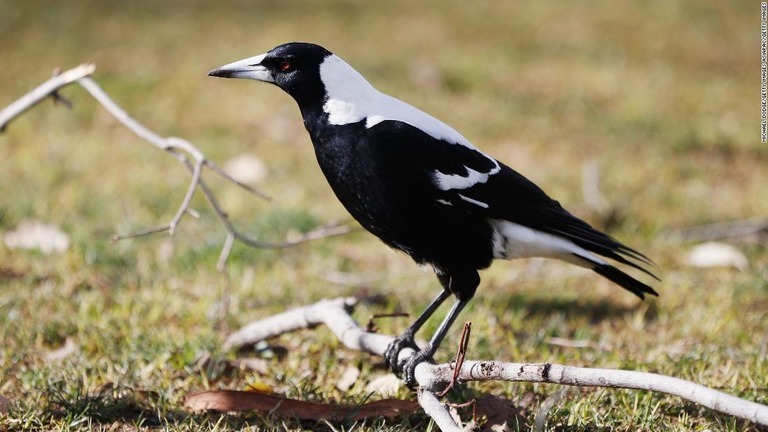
[{"x1": 209, "y1": 42, "x2": 659, "y2": 386}]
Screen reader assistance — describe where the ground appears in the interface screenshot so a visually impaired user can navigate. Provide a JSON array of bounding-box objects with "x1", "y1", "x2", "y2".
[{"x1": 0, "y1": 1, "x2": 765, "y2": 431}]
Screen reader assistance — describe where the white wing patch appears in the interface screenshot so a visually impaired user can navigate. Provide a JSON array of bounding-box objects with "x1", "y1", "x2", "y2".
[
  {"x1": 433, "y1": 161, "x2": 500, "y2": 191},
  {"x1": 319, "y1": 55, "x2": 475, "y2": 148},
  {"x1": 490, "y1": 219, "x2": 607, "y2": 267},
  {"x1": 458, "y1": 194, "x2": 489, "y2": 208}
]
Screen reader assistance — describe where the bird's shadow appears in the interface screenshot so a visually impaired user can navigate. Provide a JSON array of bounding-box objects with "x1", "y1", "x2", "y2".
[{"x1": 497, "y1": 292, "x2": 658, "y2": 324}]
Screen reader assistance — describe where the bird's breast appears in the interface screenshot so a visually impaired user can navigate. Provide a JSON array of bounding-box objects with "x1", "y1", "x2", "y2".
[{"x1": 306, "y1": 120, "x2": 495, "y2": 271}]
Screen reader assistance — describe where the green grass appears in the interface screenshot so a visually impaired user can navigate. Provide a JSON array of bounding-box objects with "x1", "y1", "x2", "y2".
[{"x1": 1, "y1": 1, "x2": 765, "y2": 430}]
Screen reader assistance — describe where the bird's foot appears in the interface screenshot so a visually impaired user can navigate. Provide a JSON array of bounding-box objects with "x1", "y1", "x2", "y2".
[
  {"x1": 400, "y1": 349, "x2": 434, "y2": 388},
  {"x1": 384, "y1": 332, "x2": 418, "y2": 374},
  {"x1": 384, "y1": 334, "x2": 434, "y2": 388}
]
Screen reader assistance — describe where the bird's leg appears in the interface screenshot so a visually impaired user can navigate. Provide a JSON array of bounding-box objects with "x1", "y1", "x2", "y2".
[
  {"x1": 399, "y1": 296, "x2": 471, "y2": 387},
  {"x1": 384, "y1": 289, "x2": 451, "y2": 375},
  {"x1": 395, "y1": 269, "x2": 480, "y2": 387}
]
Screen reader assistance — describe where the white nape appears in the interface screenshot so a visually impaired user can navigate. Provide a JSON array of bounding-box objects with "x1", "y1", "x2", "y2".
[{"x1": 319, "y1": 55, "x2": 475, "y2": 149}]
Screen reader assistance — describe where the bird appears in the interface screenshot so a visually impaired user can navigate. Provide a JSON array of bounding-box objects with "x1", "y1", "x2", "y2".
[{"x1": 208, "y1": 42, "x2": 659, "y2": 387}]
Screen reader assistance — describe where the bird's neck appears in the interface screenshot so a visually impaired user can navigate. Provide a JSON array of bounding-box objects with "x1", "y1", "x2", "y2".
[{"x1": 301, "y1": 105, "x2": 332, "y2": 137}]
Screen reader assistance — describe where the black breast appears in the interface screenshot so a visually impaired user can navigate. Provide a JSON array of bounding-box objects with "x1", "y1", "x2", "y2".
[{"x1": 307, "y1": 119, "x2": 495, "y2": 273}]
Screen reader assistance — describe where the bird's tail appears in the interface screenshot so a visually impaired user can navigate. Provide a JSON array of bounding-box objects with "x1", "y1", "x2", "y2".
[
  {"x1": 590, "y1": 260, "x2": 658, "y2": 299},
  {"x1": 539, "y1": 207, "x2": 660, "y2": 299},
  {"x1": 565, "y1": 231, "x2": 659, "y2": 300}
]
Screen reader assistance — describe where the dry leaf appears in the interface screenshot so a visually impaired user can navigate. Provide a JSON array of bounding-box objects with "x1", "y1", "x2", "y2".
[
  {"x1": 0, "y1": 394, "x2": 10, "y2": 413},
  {"x1": 223, "y1": 154, "x2": 268, "y2": 185},
  {"x1": 4, "y1": 219, "x2": 70, "y2": 254},
  {"x1": 335, "y1": 365, "x2": 360, "y2": 392},
  {"x1": 364, "y1": 373, "x2": 402, "y2": 397},
  {"x1": 183, "y1": 390, "x2": 419, "y2": 421},
  {"x1": 475, "y1": 394, "x2": 529, "y2": 432},
  {"x1": 244, "y1": 381, "x2": 273, "y2": 394},
  {"x1": 233, "y1": 357, "x2": 269, "y2": 374},
  {"x1": 43, "y1": 338, "x2": 79, "y2": 363},
  {"x1": 687, "y1": 242, "x2": 748, "y2": 269},
  {"x1": 544, "y1": 336, "x2": 610, "y2": 351}
]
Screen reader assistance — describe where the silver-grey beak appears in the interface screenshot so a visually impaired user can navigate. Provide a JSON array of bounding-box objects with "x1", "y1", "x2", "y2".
[{"x1": 208, "y1": 53, "x2": 275, "y2": 82}]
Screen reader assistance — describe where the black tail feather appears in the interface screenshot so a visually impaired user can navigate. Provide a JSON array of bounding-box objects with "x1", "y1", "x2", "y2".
[
  {"x1": 537, "y1": 205, "x2": 660, "y2": 281},
  {"x1": 591, "y1": 263, "x2": 658, "y2": 300},
  {"x1": 561, "y1": 229, "x2": 660, "y2": 280}
]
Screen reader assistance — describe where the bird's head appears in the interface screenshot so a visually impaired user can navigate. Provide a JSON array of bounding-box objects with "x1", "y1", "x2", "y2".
[{"x1": 208, "y1": 42, "x2": 335, "y2": 110}]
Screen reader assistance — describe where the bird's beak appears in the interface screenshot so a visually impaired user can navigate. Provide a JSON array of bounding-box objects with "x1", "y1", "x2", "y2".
[{"x1": 207, "y1": 53, "x2": 274, "y2": 83}]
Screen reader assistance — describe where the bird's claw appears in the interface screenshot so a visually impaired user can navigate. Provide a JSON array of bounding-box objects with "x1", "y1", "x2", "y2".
[
  {"x1": 384, "y1": 335, "x2": 434, "y2": 388},
  {"x1": 384, "y1": 333, "x2": 418, "y2": 373},
  {"x1": 400, "y1": 349, "x2": 434, "y2": 388}
]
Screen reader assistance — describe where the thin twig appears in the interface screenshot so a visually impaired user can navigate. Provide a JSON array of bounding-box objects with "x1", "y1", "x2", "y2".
[
  {"x1": 51, "y1": 68, "x2": 74, "y2": 109},
  {"x1": 533, "y1": 387, "x2": 570, "y2": 432},
  {"x1": 365, "y1": 312, "x2": 410, "y2": 333},
  {"x1": 111, "y1": 226, "x2": 173, "y2": 243},
  {"x1": 437, "y1": 322, "x2": 471, "y2": 398},
  {"x1": 446, "y1": 399, "x2": 477, "y2": 424},
  {"x1": 0, "y1": 63, "x2": 95, "y2": 132},
  {"x1": 205, "y1": 159, "x2": 271, "y2": 201},
  {"x1": 170, "y1": 158, "x2": 204, "y2": 235},
  {"x1": 668, "y1": 217, "x2": 768, "y2": 243}
]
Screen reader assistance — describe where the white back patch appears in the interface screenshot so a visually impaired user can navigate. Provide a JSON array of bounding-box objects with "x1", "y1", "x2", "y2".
[{"x1": 319, "y1": 55, "x2": 475, "y2": 148}]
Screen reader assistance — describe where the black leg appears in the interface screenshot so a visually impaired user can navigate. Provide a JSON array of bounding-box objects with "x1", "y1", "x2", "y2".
[
  {"x1": 384, "y1": 289, "x2": 451, "y2": 373},
  {"x1": 386, "y1": 269, "x2": 480, "y2": 388},
  {"x1": 399, "y1": 296, "x2": 471, "y2": 386}
]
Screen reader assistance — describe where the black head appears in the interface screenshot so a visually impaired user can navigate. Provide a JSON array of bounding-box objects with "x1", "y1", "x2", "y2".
[{"x1": 209, "y1": 42, "x2": 333, "y2": 109}]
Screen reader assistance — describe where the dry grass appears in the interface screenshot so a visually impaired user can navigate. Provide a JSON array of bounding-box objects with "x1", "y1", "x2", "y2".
[{"x1": 1, "y1": 1, "x2": 765, "y2": 430}]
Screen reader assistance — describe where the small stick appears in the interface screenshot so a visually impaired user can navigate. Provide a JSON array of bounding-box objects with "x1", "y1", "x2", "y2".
[
  {"x1": 365, "y1": 312, "x2": 410, "y2": 333},
  {"x1": 50, "y1": 68, "x2": 74, "y2": 109},
  {"x1": 446, "y1": 399, "x2": 477, "y2": 424},
  {"x1": 437, "y1": 322, "x2": 471, "y2": 398}
]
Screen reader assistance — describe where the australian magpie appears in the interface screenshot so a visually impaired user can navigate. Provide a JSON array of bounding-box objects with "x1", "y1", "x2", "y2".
[{"x1": 209, "y1": 42, "x2": 659, "y2": 386}]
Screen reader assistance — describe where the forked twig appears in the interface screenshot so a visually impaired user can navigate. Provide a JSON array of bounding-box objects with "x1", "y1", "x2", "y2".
[
  {"x1": 0, "y1": 64, "x2": 95, "y2": 132},
  {"x1": 0, "y1": 64, "x2": 352, "y2": 270}
]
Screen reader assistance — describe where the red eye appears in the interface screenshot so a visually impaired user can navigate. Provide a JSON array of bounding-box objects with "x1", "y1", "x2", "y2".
[{"x1": 280, "y1": 60, "x2": 292, "y2": 71}]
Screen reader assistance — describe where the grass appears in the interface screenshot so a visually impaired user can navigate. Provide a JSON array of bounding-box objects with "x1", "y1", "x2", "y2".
[{"x1": 1, "y1": 0, "x2": 765, "y2": 430}]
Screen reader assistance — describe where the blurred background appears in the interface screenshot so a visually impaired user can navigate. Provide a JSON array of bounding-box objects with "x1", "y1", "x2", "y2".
[{"x1": 0, "y1": 1, "x2": 764, "y2": 430}]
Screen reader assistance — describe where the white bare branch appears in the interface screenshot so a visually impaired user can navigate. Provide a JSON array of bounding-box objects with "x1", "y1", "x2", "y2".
[
  {"x1": 0, "y1": 64, "x2": 352, "y2": 270},
  {"x1": 225, "y1": 297, "x2": 768, "y2": 431},
  {"x1": 0, "y1": 63, "x2": 96, "y2": 132}
]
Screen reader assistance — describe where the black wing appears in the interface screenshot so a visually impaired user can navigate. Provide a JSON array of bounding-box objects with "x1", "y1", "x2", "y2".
[
  {"x1": 441, "y1": 163, "x2": 657, "y2": 274},
  {"x1": 369, "y1": 120, "x2": 659, "y2": 296}
]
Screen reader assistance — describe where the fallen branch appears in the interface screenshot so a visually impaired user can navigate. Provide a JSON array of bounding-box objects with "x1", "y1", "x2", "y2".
[
  {"x1": 223, "y1": 297, "x2": 768, "y2": 431},
  {"x1": 0, "y1": 64, "x2": 352, "y2": 270}
]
